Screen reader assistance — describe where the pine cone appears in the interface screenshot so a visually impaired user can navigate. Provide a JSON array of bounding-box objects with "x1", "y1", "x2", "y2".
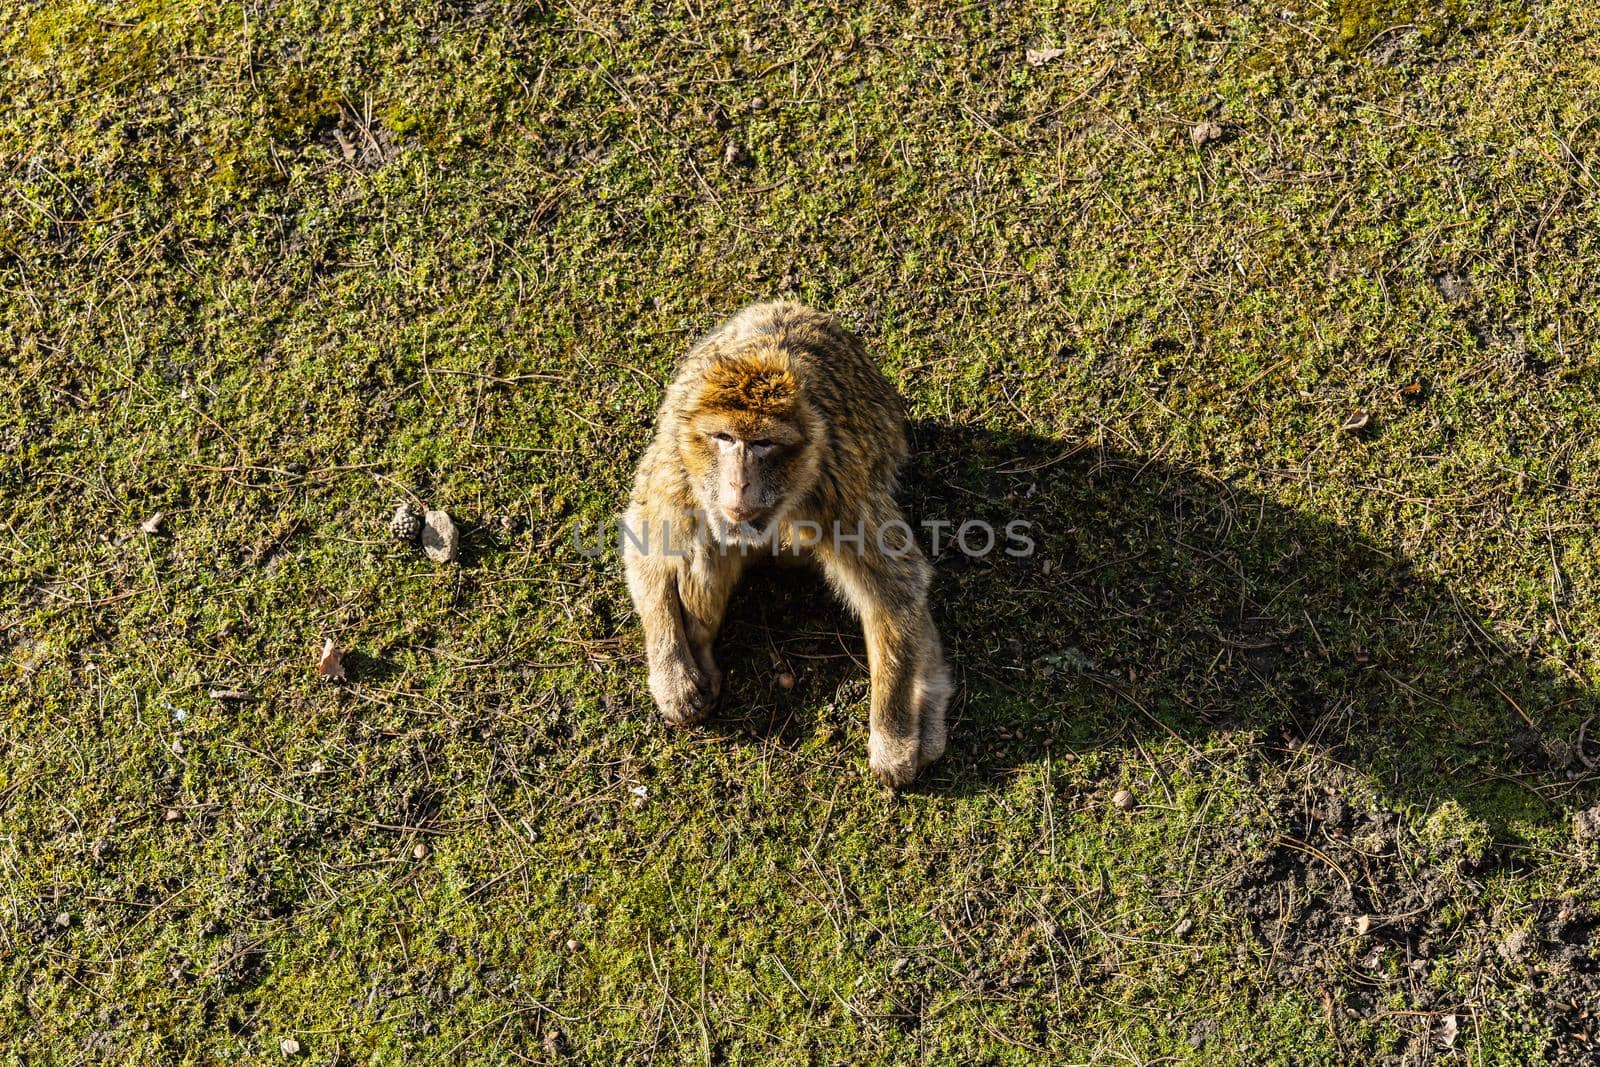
[{"x1": 390, "y1": 504, "x2": 423, "y2": 544}]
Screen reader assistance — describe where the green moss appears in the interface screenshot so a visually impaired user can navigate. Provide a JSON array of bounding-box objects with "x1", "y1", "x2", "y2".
[
  {"x1": 263, "y1": 69, "x2": 344, "y2": 140},
  {"x1": 3, "y1": 0, "x2": 1599, "y2": 1061}
]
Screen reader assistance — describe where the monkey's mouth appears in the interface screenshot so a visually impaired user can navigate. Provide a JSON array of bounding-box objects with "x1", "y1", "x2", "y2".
[{"x1": 712, "y1": 511, "x2": 776, "y2": 546}]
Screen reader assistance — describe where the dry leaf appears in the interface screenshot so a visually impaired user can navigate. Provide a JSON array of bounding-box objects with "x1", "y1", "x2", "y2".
[
  {"x1": 1436, "y1": 1013, "x2": 1458, "y2": 1049},
  {"x1": 1026, "y1": 46, "x2": 1065, "y2": 67},
  {"x1": 1340, "y1": 409, "x2": 1370, "y2": 433},
  {"x1": 140, "y1": 512, "x2": 164, "y2": 535},
  {"x1": 317, "y1": 638, "x2": 346, "y2": 681},
  {"x1": 1399, "y1": 382, "x2": 1423, "y2": 401}
]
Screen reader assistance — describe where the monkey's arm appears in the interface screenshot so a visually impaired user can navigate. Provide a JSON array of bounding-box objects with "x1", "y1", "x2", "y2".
[
  {"x1": 623, "y1": 505, "x2": 721, "y2": 726},
  {"x1": 820, "y1": 515, "x2": 952, "y2": 786}
]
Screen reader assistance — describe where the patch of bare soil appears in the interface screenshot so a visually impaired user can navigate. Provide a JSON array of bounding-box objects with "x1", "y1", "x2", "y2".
[{"x1": 1220, "y1": 752, "x2": 1599, "y2": 1062}]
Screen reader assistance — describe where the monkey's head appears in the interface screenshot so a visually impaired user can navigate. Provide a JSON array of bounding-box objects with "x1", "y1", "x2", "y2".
[{"x1": 679, "y1": 347, "x2": 823, "y2": 546}]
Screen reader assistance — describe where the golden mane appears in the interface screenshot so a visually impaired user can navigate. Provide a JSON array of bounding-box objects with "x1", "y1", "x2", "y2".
[{"x1": 694, "y1": 353, "x2": 799, "y2": 417}]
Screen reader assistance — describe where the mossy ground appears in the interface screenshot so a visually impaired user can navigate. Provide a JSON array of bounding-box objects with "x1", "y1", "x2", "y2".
[{"x1": 3, "y1": 1, "x2": 1600, "y2": 1063}]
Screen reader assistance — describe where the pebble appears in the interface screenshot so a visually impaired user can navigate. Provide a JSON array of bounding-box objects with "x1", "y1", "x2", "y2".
[
  {"x1": 421, "y1": 509, "x2": 459, "y2": 563},
  {"x1": 1112, "y1": 789, "x2": 1136, "y2": 812},
  {"x1": 1573, "y1": 803, "x2": 1600, "y2": 844},
  {"x1": 280, "y1": 1037, "x2": 301, "y2": 1056},
  {"x1": 1190, "y1": 119, "x2": 1223, "y2": 146},
  {"x1": 413, "y1": 842, "x2": 430, "y2": 860}
]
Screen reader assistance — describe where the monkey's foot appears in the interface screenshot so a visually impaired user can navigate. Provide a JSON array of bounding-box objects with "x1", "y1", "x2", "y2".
[{"x1": 650, "y1": 659, "x2": 719, "y2": 727}]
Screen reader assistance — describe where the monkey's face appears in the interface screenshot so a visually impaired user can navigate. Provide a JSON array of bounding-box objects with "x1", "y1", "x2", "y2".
[
  {"x1": 678, "y1": 349, "x2": 822, "y2": 546},
  {"x1": 685, "y1": 414, "x2": 816, "y2": 546}
]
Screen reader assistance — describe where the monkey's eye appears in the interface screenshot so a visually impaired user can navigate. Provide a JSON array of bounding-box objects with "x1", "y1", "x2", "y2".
[{"x1": 710, "y1": 432, "x2": 737, "y2": 449}]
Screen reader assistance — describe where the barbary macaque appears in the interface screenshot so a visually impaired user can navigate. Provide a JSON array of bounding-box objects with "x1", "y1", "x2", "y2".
[{"x1": 623, "y1": 302, "x2": 952, "y2": 786}]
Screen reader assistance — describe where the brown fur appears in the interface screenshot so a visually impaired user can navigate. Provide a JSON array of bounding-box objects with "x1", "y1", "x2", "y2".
[{"x1": 623, "y1": 301, "x2": 952, "y2": 786}]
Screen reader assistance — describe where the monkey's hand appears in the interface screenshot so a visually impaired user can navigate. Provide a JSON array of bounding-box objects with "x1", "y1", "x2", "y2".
[{"x1": 649, "y1": 653, "x2": 720, "y2": 727}]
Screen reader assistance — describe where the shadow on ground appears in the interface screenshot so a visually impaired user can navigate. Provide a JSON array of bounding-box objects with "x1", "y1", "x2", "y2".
[
  {"x1": 713, "y1": 419, "x2": 1598, "y2": 837},
  {"x1": 665, "y1": 419, "x2": 1600, "y2": 1056}
]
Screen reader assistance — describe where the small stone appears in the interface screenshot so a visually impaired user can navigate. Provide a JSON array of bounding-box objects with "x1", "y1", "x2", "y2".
[
  {"x1": 54, "y1": 911, "x2": 71, "y2": 929},
  {"x1": 723, "y1": 141, "x2": 746, "y2": 166},
  {"x1": 1112, "y1": 789, "x2": 1136, "y2": 812},
  {"x1": 421, "y1": 509, "x2": 459, "y2": 563},
  {"x1": 280, "y1": 1037, "x2": 301, "y2": 1056},
  {"x1": 777, "y1": 671, "x2": 796, "y2": 690},
  {"x1": 566, "y1": 939, "x2": 580, "y2": 953},
  {"x1": 1574, "y1": 803, "x2": 1600, "y2": 844},
  {"x1": 1172, "y1": 917, "x2": 1194, "y2": 938},
  {"x1": 1497, "y1": 927, "x2": 1532, "y2": 962},
  {"x1": 1355, "y1": 915, "x2": 1373, "y2": 935},
  {"x1": 748, "y1": 95, "x2": 768, "y2": 111},
  {"x1": 890, "y1": 957, "x2": 909, "y2": 976},
  {"x1": 413, "y1": 842, "x2": 430, "y2": 860},
  {"x1": 1190, "y1": 119, "x2": 1223, "y2": 146},
  {"x1": 164, "y1": 807, "x2": 182, "y2": 823}
]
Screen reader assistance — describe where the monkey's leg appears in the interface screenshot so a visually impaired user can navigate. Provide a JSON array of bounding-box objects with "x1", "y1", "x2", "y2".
[
  {"x1": 823, "y1": 536, "x2": 952, "y2": 787},
  {"x1": 624, "y1": 522, "x2": 719, "y2": 727}
]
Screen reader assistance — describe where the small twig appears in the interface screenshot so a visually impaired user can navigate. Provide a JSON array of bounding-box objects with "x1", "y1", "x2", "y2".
[
  {"x1": 1578, "y1": 716, "x2": 1597, "y2": 770},
  {"x1": 1491, "y1": 683, "x2": 1536, "y2": 729}
]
